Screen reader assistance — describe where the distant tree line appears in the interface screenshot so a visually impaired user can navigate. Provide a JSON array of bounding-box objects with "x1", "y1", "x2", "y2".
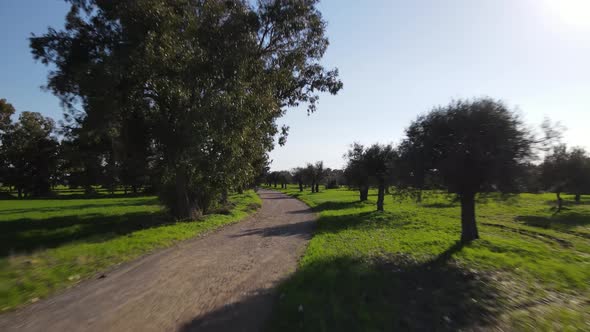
[
  {"x1": 264, "y1": 162, "x2": 345, "y2": 192},
  {"x1": 271, "y1": 98, "x2": 590, "y2": 243}
]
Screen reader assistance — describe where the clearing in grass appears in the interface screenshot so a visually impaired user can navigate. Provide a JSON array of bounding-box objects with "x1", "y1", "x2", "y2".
[{"x1": 268, "y1": 185, "x2": 590, "y2": 331}]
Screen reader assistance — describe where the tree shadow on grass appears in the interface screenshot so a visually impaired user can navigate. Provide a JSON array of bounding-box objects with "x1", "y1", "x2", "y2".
[
  {"x1": 179, "y1": 288, "x2": 276, "y2": 332},
  {"x1": 544, "y1": 199, "x2": 590, "y2": 207},
  {"x1": 515, "y1": 210, "x2": 590, "y2": 230},
  {"x1": 269, "y1": 243, "x2": 503, "y2": 332},
  {"x1": 0, "y1": 211, "x2": 174, "y2": 257},
  {"x1": 420, "y1": 202, "x2": 457, "y2": 209},
  {"x1": 0, "y1": 192, "x2": 150, "y2": 201},
  {"x1": 0, "y1": 199, "x2": 160, "y2": 216},
  {"x1": 311, "y1": 200, "x2": 371, "y2": 213}
]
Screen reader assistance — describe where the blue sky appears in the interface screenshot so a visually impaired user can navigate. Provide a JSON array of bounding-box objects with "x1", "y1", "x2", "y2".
[{"x1": 1, "y1": 0, "x2": 589, "y2": 170}]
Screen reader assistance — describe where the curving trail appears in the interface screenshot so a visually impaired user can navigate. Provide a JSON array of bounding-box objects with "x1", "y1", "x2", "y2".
[{"x1": 0, "y1": 189, "x2": 315, "y2": 332}]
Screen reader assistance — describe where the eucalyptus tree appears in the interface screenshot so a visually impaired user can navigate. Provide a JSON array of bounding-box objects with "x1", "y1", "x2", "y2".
[
  {"x1": 0, "y1": 99, "x2": 14, "y2": 135},
  {"x1": 0, "y1": 99, "x2": 16, "y2": 187},
  {"x1": 2, "y1": 112, "x2": 59, "y2": 197},
  {"x1": 31, "y1": 0, "x2": 342, "y2": 219},
  {"x1": 399, "y1": 98, "x2": 534, "y2": 242}
]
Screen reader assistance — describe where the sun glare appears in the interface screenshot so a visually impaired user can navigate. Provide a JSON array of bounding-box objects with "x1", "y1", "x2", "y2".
[{"x1": 545, "y1": 0, "x2": 590, "y2": 28}]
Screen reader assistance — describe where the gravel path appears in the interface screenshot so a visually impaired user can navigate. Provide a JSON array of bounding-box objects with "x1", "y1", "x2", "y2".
[{"x1": 0, "y1": 189, "x2": 315, "y2": 332}]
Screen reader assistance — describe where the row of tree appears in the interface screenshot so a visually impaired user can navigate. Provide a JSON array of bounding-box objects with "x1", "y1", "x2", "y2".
[
  {"x1": 271, "y1": 98, "x2": 590, "y2": 243},
  {"x1": 0, "y1": 98, "x2": 159, "y2": 198},
  {"x1": 5, "y1": 0, "x2": 342, "y2": 218},
  {"x1": 265, "y1": 162, "x2": 345, "y2": 192}
]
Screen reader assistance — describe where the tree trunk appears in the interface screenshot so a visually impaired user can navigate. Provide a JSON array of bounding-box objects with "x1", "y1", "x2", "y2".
[
  {"x1": 315, "y1": 183, "x2": 319, "y2": 193},
  {"x1": 460, "y1": 192, "x2": 479, "y2": 243},
  {"x1": 132, "y1": 185, "x2": 138, "y2": 194},
  {"x1": 557, "y1": 192, "x2": 563, "y2": 212},
  {"x1": 377, "y1": 183, "x2": 385, "y2": 211},
  {"x1": 416, "y1": 190, "x2": 422, "y2": 203},
  {"x1": 359, "y1": 185, "x2": 368, "y2": 201},
  {"x1": 17, "y1": 188, "x2": 22, "y2": 199},
  {"x1": 311, "y1": 182, "x2": 315, "y2": 193},
  {"x1": 220, "y1": 189, "x2": 228, "y2": 205},
  {"x1": 574, "y1": 194, "x2": 581, "y2": 203},
  {"x1": 298, "y1": 181, "x2": 303, "y2": 192},
  {"x1": 273, "y1": 182, "x2": 277, "y2": 188},
  {"x1": 173, "y1": 169, "x2": 201, "y2": 220}
]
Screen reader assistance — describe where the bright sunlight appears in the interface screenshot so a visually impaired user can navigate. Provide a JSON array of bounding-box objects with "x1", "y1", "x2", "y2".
[{"x1": 545, "y1": 0, "x2": 590, "y2": 28}]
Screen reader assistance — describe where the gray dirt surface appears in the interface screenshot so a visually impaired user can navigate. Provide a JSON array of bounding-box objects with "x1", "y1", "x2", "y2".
[{"x1": 0, "y1": 189, "x2": 315, "y2": 332}]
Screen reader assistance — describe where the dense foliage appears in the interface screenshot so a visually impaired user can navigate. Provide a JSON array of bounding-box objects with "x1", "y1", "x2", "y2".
[
  {"x1": 29, "y1": 0, "x2": 342, "y2": 218},
  {"x1": 0, "y1": 103, "x2": 59, "y2": 197},
  {"x1": 343, "y1": 143, "x2": 396, "y2": 210},
  {"x1": 397, "y1": 98, "x2": 535, "y2": 242}
]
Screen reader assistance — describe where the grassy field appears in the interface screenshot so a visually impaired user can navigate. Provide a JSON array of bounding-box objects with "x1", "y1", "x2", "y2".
[
  {"x1": 0, "y1": 190, "x2": 260, "y2": 311},
  {"x1": 268, "y1": 186, "x2": 590, "y2": 331}
]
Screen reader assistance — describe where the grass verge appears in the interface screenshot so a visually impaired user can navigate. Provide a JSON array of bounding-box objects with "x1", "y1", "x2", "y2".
[
  {"x1": 0, "y1": 190, "x2": 260, "y2": 311},
  {"x1": 267, "y1": 186, "x2": 590, "y2": 331}
]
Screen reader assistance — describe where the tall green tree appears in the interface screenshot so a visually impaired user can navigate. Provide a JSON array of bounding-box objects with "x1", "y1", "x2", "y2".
[
  {"x1": 399, "y1": 98, "x2": 534, "y2": 242},
  {"x1": 2, "y1": 112, "x2": 59, "y2": 197},
  {"x1": 0, "y1": 99, "x2": 16, "y2": 188},
  {"x1": 31, "y1": 0, "x2": 342, "y2": 219}
]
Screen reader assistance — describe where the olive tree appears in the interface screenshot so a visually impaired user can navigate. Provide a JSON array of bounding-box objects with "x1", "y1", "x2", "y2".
[
  {"x1": 292, "y1": 167, "x2": 305, "y2": 192},
  {"x1": 398, "y1": 98, "x2": 534, "y2": 242},
  {"x1": 344, "y1": 143, "x2": 370, "y2": 201},
  {"x1": 363, "y1": 144, "x2": 397, "y2": 211},
  {"x1": 344, "y1": 143, "x2": 396, "y2": 211},
  {"x1": 540, "y1": 145, "x2": 590, "y2": 210}
]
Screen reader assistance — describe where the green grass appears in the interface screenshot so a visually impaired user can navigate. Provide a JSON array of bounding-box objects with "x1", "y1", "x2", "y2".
[
  {"x1": 267, "y1": 186, "x2": 590, "y2": 331},
  {"x1": 0, "y1": 190, "x2": 260, "y2": 311}
]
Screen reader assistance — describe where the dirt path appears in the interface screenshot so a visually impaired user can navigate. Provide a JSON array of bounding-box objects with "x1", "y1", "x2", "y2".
[{"x1": 0, "y1": 189, "x2": 315, "y2": 332}]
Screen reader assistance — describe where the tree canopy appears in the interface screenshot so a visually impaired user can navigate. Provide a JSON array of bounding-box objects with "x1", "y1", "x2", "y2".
[
  {"x1": 0, "y1": 111, "x2": 59, "y2": 197},
  {"x1": 540, "y1": 145, "x2": 590, "y2": 210},
  {"x1": 398, "y1": 98, "x2": 534, "y2": 242},
  {"x1": 31, "y1": 0, "x2": 342, "y2": 218},
  {"x1": 344, "y1": 143, "x2": 396, "y2": 210}
]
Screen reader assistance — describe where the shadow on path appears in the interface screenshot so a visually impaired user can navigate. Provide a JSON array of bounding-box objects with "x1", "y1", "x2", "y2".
[
  {"x1": 178, "y1": 289, "x2": 275, "y2": 332},
  {"x1": 229, "y1": 220, "x2": 315, "y2": 239}
]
